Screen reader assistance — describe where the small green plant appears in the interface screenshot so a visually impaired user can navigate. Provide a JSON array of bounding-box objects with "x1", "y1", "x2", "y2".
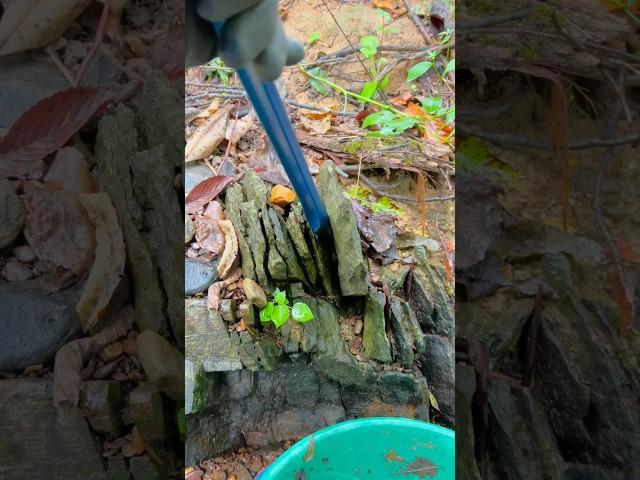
[
  {"x1": 347, "y1": 185, "x2": 403, "y2": 215},
  {"x1": 259, "y1": 288, "x2": 314, "y2": 328},
  {"x1": 362, "y1": 109, "x2": 420, "y2": 136},
  {"x1": 306, "y1": 66, "x2": 331, "y2": 96},
  {"x1": 358, "y1": 35, "x2": 390, "y2": 100},
  {"x1": 421, "y1": 96, "x2": 455, "y2": 125},
  {"x1": 205, "y1": 57, "x2": 231, "y2": 85},
  {"x1": 306, "y1": 31, "x2": 321, "y2": 48}
]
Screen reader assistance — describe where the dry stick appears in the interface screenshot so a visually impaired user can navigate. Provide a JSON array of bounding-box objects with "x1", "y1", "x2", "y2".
[
  {"x1": 358, "y1": 174, "x2": 454, "y2": 203},
  {"x1": 74, "y1": 0, "x2": 110, "y2": 86},
  {"x1": 45, "y1": 45, "x2": 75, "y2": 86},
  {"x1": 219, "y1": 108, "x2": 240, "y2": 172},
  {"x1": 458, "y1": 8, "x2": 535, "y2": 30},
  {"x1": 320, "y1": 0, "x2": 391, "y2": 105},
  {"x1": 402, "y1": 0, "x2": 432, "y2": 45}
]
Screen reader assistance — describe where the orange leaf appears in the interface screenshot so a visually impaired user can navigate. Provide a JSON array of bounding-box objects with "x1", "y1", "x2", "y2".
[
  {"x1": 372, "y1": 0, "x2": 395, "y2": 11},
  {"x1": 406, "y1": 102, "x2": 426, "y2": 117},
  {"x1": 616, "y1": 239, "x2": 640, "y2": 263},
  {"x1": 390, "y1": 92, "x2": 412, "y2": 106}
]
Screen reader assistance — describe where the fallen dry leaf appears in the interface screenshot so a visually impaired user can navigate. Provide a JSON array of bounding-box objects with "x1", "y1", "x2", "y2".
[
  {"x1": 185, "y1": 175, "x2": 234, "y2": 213},
  {"x1": 193, "y1": 99, "x2": 221, "y2": 121},
  {"x1": 304, "y1": 436, "x2": 315, "y2": 463},
  {"x1": 407, "y1": 102, "x2": 427, "y2": 117},
  {"x1": 185, "y1": 105, "x2": 231, "y2": 162},
  {"x1": 398, "y1": 457, "x2": 439, "y2": 479},
  {"x1": 390, "y1": 92, "x2": 413, "y2": 106},
  {"x1": 300, "y1": 114, "x2": 332, "y2": 134},
  {"x1": 352, "y1": 200, "x2": 398, "y2": 253},
  {"x1": 225, "y1": 112, "x2": 255, "y2": 145},
  {"x1": 195, "y1": 201, "x2": 226, "y2": 256},
  {"x1": 44, "y1": 147, "x2": 95, "y2": 193},
  {"x1": 53, "y1": 305, "x2": 134, "y2": 407},
  {"x1": 122, "y1": 426, "x2": 145, "y2": 457},
  {"x1": 22, "y1": 182, "x2": 96, "y2": 277},
  {"x1": 76, "y1": 192, "x2": 126, "y2": 333},
  {"x1": 270, "y1": 185, "x2": 296, "y2": 207},
  {"x1": 384, "y1": 449, "x2": 405, "y2": 463},
  {"x1": 0, "y1": 87, "x2": 113, "y2": 177},
  {"x1": 0, "y1": 0, "x2": 93, "y2": 56},
  {"x1": 217, "y1": 220, "x2": 239, "y2": 279}
]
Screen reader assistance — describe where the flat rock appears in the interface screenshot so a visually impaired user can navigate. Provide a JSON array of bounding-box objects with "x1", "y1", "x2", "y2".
[
  {"x1": 261, "y1": 205, "x2": 287, "y2": 283},
  {"x1": 0, "y1": 284, "x2": 80, "y2": 371},
  {"x1": 362, "y1": 290, "x2": 392, "y2": 363},
  {"x1": 136, "y1": 330, "x2": 184, "y2": 401},
  {"x1": 185, "y1": 163, "x2": 213, "y2": 194},
  {"x1": 0, "y1": 379, "x2": 108, "y2": 479},
  {"x1": 286, "y1": 203, "x2": 318, "y2": 286},
  {"x1": 0, "y1": 178, "x2": 24, "y2": 248},
  {"x1": 240, "y1": 169, "x2": 269, "y2": 208},
  {"x1": 240, "y1": 201, "x2": 269, "y2": 288},
  {"x1": 266, "y1": 207, "x2": 307, "y2": 283},
  {"x1": 186, "y1": 299, "x2": 242, "y2": 372},
  {"x1": 420, "y1": 335, "x2": 455, "y2": 427},
  {"x1": 129, "y1": 455, "x2": 161, "y2": 480},
  {"x1": 127, "y1": 383, "x2": 165, "y2": 446},
  {"x1": 185, "y1": 258, "x2": 218, "y2": 296},
  {"x1": 242, "y1": 278, "x2": 267, "y2": 308},
  {"x1": 224, "y1": 184, "x2": 256, "y2": 280},
  {"x1": 318, "y1": 161, "x2": 367, "y2": 296},
  {"x1": 79, "y1": 380, "x2": 123, "y2": 437},
  {"x1": 185, "y1": 215, "x2": 195, "y2": 244}
]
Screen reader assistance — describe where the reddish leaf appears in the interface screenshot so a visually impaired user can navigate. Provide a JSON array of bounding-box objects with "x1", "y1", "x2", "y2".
[
  {"x1": 0, "y1": 87, "x2": 113, "y2": 178},
  {"x1": 612, "y1": 271, "x2": 634, "y2": 336},
  {"x1": 185, "y1": 176, "x2": 234, "y2": 213}
]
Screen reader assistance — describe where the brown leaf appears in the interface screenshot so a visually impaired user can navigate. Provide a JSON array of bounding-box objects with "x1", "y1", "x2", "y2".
[
  {"x1": 185, "y1": 176, "x2": 234, "y2": 213},
  {"x1": 398, "y1": 457, "x2": 439, "y2": 479},
  {"x1": 185, "y1": 105, "x2": 231, "y2": 162},
  {"x1": 217, "y1": 220, "x2": 239, "y2": 279},
  {"x1": 356, "y1": 107, "x2": 377, "y2": 126},
  {"x1": 270, "y1": 185, "x2": 296, "y2": 207},
  {"x1": 43, "y1": 147, "x2": 95, "y2": 193},
  {"x1": 352, "y1": 200, "x2": 398, "y2": 253},
  {"x1": 304, "y1": 436, "x2": 315, "y2": 463},
  {"x1": 0, "y1": 87, "x2": 113, "y2": 177},
  {"x1": 0, "y1": 0, "x2": 92, "y2": 56},
  {"x1": 195, "y1": 201, "x2": 225, "y2": 256},
  {"x1": 76, "y1": 192, "x2": 126, "y2": 333},
  {"x1": 612, "y1": 271, "x2": 634, "y2": 336},
  {"x1": 53, "y1": 305, "x2": 134, "y2": 407},
  {"x1": 300, "y1": 114, "x2": 332, "y2": 135},
  {"x1": 122, "y1": 426, "x2": 145, "y2": 457},
  {"x1": 384, "y1": 449, "x2": 404, "y2": 463},
  {"x1": 225, "y1": 113, "x2": 256, "y2": 145},
  {"x1": 390, "y1": 92, "x2": 413, "y2": 106},
  {"x1": 22, "y1": 182, "x2": 96, "y2": 277}
]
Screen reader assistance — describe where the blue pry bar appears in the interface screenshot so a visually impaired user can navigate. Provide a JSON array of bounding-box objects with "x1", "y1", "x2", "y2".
[{"x1": 212, "y1": 24, "x2": 330, "y2": 234}]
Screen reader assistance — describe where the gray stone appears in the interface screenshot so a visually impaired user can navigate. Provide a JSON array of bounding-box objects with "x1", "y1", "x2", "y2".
[
  {"x1": 315, "y1": 403, "x2": 346, "y2": 425},
  {"x1": 186, "y1": 360, "x2": 220, "y2": 415},
  {"x1": 79, "y1": 380, "x2": 124, "y2": 437},
  {"x1": 0, "y1": 379, "x2": 108, "y2": 479},
  {"x1": 237, "y1": 301, "x2": 256, "y2": 326},
  {"x1": 185, "y1": 215, "x2": 195, "y2": 244},
  {"x1": 127, "y1": 383, "x2": 165, "y2": 447},
  {"x1": 241, "y1": 201, "x2": 269, "y2": 288},
  {"x1": 129, "y1": 455, "x2": 161, "y2": 480},
  {"x1": 390, "y1": 299, "x2": 425, "y2": 367},
  {"x1": 230, "y1": 331, "x2": 259, "y2": 372},
  {"x1": 254, "y1": 338, "x2": 284, "y2": 371},
  {"x1": 261, "y1": 205, "x2": 288, "y2": 283},
  {"x1": 420, "y1": 335, "x2": 454, "y2": 427},
  {"x1": 220, "y1": 299, "x2": 238, "y2": 322},
  {"x1": 240, "y1": 169, "x2": 269, "y2": 209},
  {"x1": 362, "y1": 290, "x2": 392, "y2": 363},
  {"x1": 0, "y1": 284, "x2": 80, "y2": 371},
  {"x1": 12, "y1": 245, "x2": 36, "y2": 263},
  {"x1": 136, "y1": 330, "x2": 184, "y2": 401},
  {"x1": 232, "y1": 464, "x2": 253, "y2": 480},
  {"x1": 286, "y1": 203, "x2": 318, "y2": 286},
  {"x1": 185, "y1": 258, "x2": 219, "y2": 296},
  {"x1": 317, "y1": 161, "x2": 367, "y2": 296},
  {"x1": 225, "y1": 369, "x2": 255, "y2": 399},
  {"x1": 410, "y1": 263, "x2": 454, "y2": 338},
  {"x1": 185, "y1": 163, "x2": 213, "y2": 194},
  {"x1": 266, "y1": 207, "x2": 307, "y2": 283},
  {"x1": 273, "y1": 409, "x2": 325, "y2": 441},
  {"x1": 242, "y1": 278, "x2": 267, "y2": 308},
  {"x1": 224, "y1": 184, "x2": 255, "y2": 280},
  {"x1": 0, "y1": 177, "x2": 24, "y2": 249},
  {"x1": 107, "y1": 456, "x2": 130, "y2": 480},
  {"x1": 306, "y1": 221, "x2": 336, "y2": 296},
  {"x1": 186, "y1": 299, "x2": 242, "y2": 372}
]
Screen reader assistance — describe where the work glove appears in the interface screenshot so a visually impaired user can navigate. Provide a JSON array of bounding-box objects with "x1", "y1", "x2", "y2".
[{"x1": 186, "y1": 0, "x2": 305, "y2": 81}]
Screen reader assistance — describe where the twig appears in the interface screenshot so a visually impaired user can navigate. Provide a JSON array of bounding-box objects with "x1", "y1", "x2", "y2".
[
  {"x1": 220, "y1": 108, "x2": 240, "y2": 168},
  {"x1": 402, "y1": 0, "x2": 432, "y2": 45},
  {"x1": 359, "y1": 174, "x2": 453, "y2": 203},
  {"x1": 74, "y1": 0, "x2": 110, "y2": 86},
  {"x1": 283, "y1": 99, "x2": 356, "y2": 116},
  {"x1": 45, "y1": 45, "x2": 75, "y2": 86},
  {"x1": 458, "y1": 127, "x2": 640, "y2": 150},
  {"x1": 458, "y1": 9, "x2": 535, "y2": 30}
]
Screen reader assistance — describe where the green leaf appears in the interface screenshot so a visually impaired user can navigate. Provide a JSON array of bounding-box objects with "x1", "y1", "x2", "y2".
[
  {"x1": 421, "y1": 96, "x2": 443, "y2": 114},
  {"x1": 444, "y1": 58, "x2": 455, "y2": 75},
  {"x1": 306, "y1": 67, "x2": 331, "y2": 96},
  {"x1": 271, "y1": 305, "x2": 290, "y2": 328},
  {"x1": 406, "y1": 61, "x2": 432, "y2": 82},
  {"x1": 360, "y1": 80, "x2": 378, "y2": 100},
  {"x1": 376, "y1": 8, "x2": 392, "y2": 22},
  {"x1": 260, "y1": 303, "x2": 274, "y2": 323},
  {"x1": 307, "y1": 31, "x2": 321, "y2": 45},
  {"x1": 360, "y1": 35, "x2": 378, "y2": 58},
  {"x1": 445, "y1": 107, "x2": 455, "y2": 125},
  {"x1": 273, "y1": 288, "x2": 288, "y2": 306},
  {"x1": 362, "y1": 110, "x2": 394, "y2": 128},
  {"x1": 292, "y1": 303, "x2": 314, "y2": 323},
  {"x1": 379, "y1": 74, "x2": 390, "y2": 91},
  {"x1": 386, "y1": 116, "x2": 419, "y2": 132}
]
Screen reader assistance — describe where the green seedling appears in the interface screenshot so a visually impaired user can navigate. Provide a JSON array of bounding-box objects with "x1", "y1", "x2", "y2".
[
  {"x1": 306, "y1": 31, "x2": 321, "y2": 48},
  {"x1": 259, "y1": 288, "x2": 314, "y2": 329},
  {"x1": 205, "y1": 57, "x2": 231, "y2": 85},
  {"x1": 362, "y1": 109, "x2": 420, "y2": 136},
  {"x1": 347, "y1": 185, "x2": 403, "y2": 215}
]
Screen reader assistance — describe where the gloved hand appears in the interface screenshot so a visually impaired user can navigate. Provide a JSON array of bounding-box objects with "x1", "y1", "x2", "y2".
[{"x1": 186, "y1": 0, "x2": 305, "y2": 81}]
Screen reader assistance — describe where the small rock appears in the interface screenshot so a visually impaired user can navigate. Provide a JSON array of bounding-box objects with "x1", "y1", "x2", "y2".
[
  {"x1": 99, "y1": 341, "x2": 124, "y2": 362},
  {"x1": 127, "y1": 383, "x2": 165, "y2": 446},
  {"x1": 2, "y1": 258, "x2": 33, "y2": 281},
  {"x1": 232, "y1": 464, "x2": 253, "y2": 480},
  {"x1": 220, "y1": 299, "x2": 238, "y2": 322},
  {"x1": 362, "y1": 290, "x2": 392, "y2": 363},
  {"x1": 108, "y1": 456, "x2": 130, "y2": 480},
  {"x1": 206, "y1": 471, "x2": 227, "y2": 480},
  {"x1": 353, "y1": 319, "x2": 364, "y2": 335},
  {"x1": 129, "y1": 455, "x2": 161, "y2": 480},
  {"x1": 248, "y1": 457, "x2": 264, "y2": 474},
  {"x1": 136, "y1": 331, "x2": 184, "y2": 401},
  {"x1": 79, "y1": 380, "x2": 124, "y2": 437},
  {"x1": 185, "y1": 215, "x2": 195, "y2": 244},
  {"x1": 186, "y1": 468, "x2": 204, "y2": 480},
  {"x1": 0, "y1": 178, "x2": 24, "y2": 249},
  {"x1": 270, "y1": 185, "x2": 296, "y2": 207},
  {"x1": 242, "y1": 278, "x2": 267, "y2": 308},
  {"x1": 12, "y1": 245, "x2": 36, "y2": 263},
  {"x1": 185, "y1": 258, "x2": 219, "y2": 296}
]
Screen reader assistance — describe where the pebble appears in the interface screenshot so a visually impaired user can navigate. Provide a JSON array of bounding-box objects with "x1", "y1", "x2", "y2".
[
  {"x1": 185, "y1": 215, "x2": 195, "y2": 244},
  {"x1": 136, "y1": 330, "x2": 184, "y2": 401},
  {"x1": 12, "y1": 245, "x2": 36, "y2": 263},
  {"x1": 205, "y1": 471, "x2": 227, "y2": 480},
  {"x1": 233, "y1": 465, "x2": 253, "y2": 480},
  {"x1": 354, "y1": 319, "x2": 364, "y2": 335},
  {"x1": 2, "y1": 258, "x2": 33, "y2": 282},
  {"x1": 270, "y1": 185, "x2": 296, "y2": 207},
  {"x1": 186, "y1": 469, "x2": 204, "y2": 480},
  {"x1": 241, "y1": 278, "x2": 267, "y2": 308},
  {"x1": 185, "y1": 259, "x2": 219, "y2": 296},
  {"x1": 99, "y1": 341, "x2": 124, "y2": 362}
]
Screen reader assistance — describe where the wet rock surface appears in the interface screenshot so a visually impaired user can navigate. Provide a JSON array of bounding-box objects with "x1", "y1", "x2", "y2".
[{"x1": 185, "y1": 259, "x2": 219, "y2": 296}]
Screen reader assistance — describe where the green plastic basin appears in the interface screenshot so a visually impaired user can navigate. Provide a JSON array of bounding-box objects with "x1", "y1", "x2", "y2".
[{"x1": 257, "y1": 417, "x2": 455, "y2": 480}]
